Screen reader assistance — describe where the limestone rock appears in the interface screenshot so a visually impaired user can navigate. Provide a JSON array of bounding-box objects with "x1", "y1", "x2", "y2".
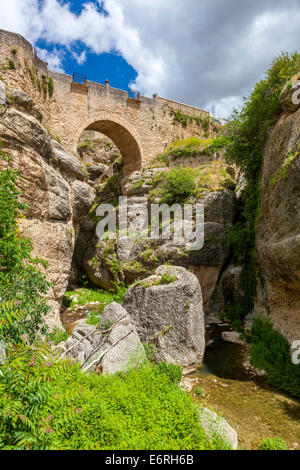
[
  {"x1": 204, "y1": 190, "x2": 238, "y2": 225},
  {"x1": 44, "y1": 164, "x2": 72, "y2": 220},
  {"x1": 0, "y1": 79, "x2": 6, "y2": 105},
  {"x1": 63, "y1": 302, "x2": 145, "y2": 374},
  {"x1": 72, "y1": 180, "x2": 95, "y2": 221},
  {"x1": 209, "y1": 265, "x2": 243, "y2": 319},
  {"x1": 8, "y1": 89, "x2": 43, "y2": 121},
  {"x1": 122, "y1": 265, "x2": 205, "y2": 367},
  {"x1": 87, "y1": 163, "x2": 109, "y2": 181},
  {"x1": 2, "y1": 107, "x2": 52, "y2": 159},
  {"x1": 19, "y1": 218, "x2": 74, "y2": 328},
  {"x1": 257, "y1": 103, "x2": 300, "y2": 342},
  {"x1": 100, "y1": 302, "x2": 146, "y2": 374},
  {"x1": 221, "y1": 331, "x2": 245, "y2": 346},
  {"x1": 51, "y1": 139, "x2": 86, "y2": 180},
  {"x1": 198, "y1": 406, "x2": 238, "y2": 450}
]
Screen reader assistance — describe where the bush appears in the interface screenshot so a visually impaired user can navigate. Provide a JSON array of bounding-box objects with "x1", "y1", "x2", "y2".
[
  {"x1": 0, "y1": 348, "x2": 229, "y2": 450},
  {"x1": 246, "y1": 317, "x2": 300, "y2": 397},
  {"x1": 162, "y1": 168, "x2": 195, "y2": 203},
  {"x1": 259, "y1": 437, "x2": 288, "y2": 450}
]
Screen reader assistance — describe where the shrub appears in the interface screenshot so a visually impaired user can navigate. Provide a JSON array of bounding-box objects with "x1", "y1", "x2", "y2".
[
  {"x1": 259, "y1": 437, "x2": 288, "y2": 450},
  {"x1": 8, "y1": 60, "x2": 15, "y2": 70},
  {"x1": 245, "y1": 317, "x2": 300, "y2": 397},
  {"x1": 195, "y1": 387, "x2": 204, "y2": 396},
  {"x1": 48, "y1": 77, "x2": 54, "y2": 97},
  {"x1": 162, "y1": 168, "x2": 195, "y2": 203},
  {"x1": 0, "y1": 348, "x2": 230, "y2": 450}
]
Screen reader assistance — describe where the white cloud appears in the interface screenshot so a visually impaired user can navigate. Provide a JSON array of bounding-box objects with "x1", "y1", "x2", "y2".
[
  {"x1": 35, "y1": 47, "x2": 65, "y2": 73},
  {"x1": 1, "y1": 0, "x2": 300, "y2": 117}
]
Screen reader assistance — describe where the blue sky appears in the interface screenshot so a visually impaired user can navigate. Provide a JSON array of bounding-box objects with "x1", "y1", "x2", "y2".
[
  {"x1": 35, "y1": 1, "x2": 137, "y2": 93},
  {"x1": 1, "y1": 0, "x2": 300, "y2": 117}
]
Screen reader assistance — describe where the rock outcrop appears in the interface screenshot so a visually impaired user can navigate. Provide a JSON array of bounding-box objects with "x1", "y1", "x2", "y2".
[
  {"x1": 256, "y1": 93, "x2": 300, "y2": 342},
  {"x1": 61, "y1": 302, "x2": 145, "y2": 374},
  {"x1": 76, "y1": 180, "x2": 238, "y2": 315},
  {"x1": 0, "y1": 86, "x2": 95, "y2": 327},
  {"x1": 122, "y1": 265, "x2": 205, "y2": 367}
]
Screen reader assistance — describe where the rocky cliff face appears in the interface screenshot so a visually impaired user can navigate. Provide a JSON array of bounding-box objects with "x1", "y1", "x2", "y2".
[
  {"x1": 256, "y1": 84, "x2": 300, "y2": 343},
  {"x1": 0, "y1": 83, "x2": 95, "y2": 327}
]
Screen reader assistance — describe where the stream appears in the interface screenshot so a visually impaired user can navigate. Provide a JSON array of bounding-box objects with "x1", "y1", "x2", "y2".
[{"x1": 186, "y1": 327, "x2": 300, "y2": 450}]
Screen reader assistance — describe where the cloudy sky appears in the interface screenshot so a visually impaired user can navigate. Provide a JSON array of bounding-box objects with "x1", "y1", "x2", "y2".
[{"x1": 1, "y1": 0, "x2": 300, "y2": 117}]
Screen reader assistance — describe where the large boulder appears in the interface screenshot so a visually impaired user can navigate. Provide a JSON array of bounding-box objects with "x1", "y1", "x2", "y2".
[
  {"x1": 72, "y1": 180, "x2": 95, "y2": 221},
  {"x1": 62, "y1": 302, "x2": 145, "y2": 374},
  {"x1": 122, "y1": 265, "x2": 205, "y2": 367},
  {"x1": 198, "y1": 407, "x2": 238, "y2": 450}
]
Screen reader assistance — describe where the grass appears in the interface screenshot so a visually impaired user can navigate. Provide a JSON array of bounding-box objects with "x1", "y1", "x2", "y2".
[
  {"x1": 46, "y1": 327, "x2": 69, "y2": 345},
  {"x1": 63, "y1": 285, "x2": 128, "y2": 312},
  {"x1": 259, "y1": 437, "x2": 288, "y2": 450}
]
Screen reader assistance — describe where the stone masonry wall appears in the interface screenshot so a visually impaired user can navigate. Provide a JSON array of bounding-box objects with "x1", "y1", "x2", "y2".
[{"x1": 0, "y1": 29, "x2": 214, "y2": 174}]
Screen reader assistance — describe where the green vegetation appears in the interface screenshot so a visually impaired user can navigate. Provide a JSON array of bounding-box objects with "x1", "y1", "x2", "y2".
[
  {"x1": 161, "y1": 167, "x2": 196, "y2": 203},
  {"x1": 171, "y1": 110, "x2": 212, "y2": 134},
  {"x1": 8, "y1": 60, "x2": 15, "y2": 70},
  {"x1": 163, "y1": 136, "x2": 226, "y2": 161},
  {"x1": 259, "y1": 437, "x2": 288, "y2": 451},
  {"x1": 222, "y1": 51, "x2": 300, "y2": 329},
  {"x1": 63, "y1": 285, "x2": 127, "y2": 312},
  {"x1": 245, "y1": 317, "x2": 300, "y2": 397},
  {"x1": 78, "y1": 138, "x2": 93, "y2": 151},
  {"x1": 0, "y1": 348, "x2": 230, "y2": 450},
  {"x1": 195, "y1": 387, "x2": 205, "y2": 397},
  {"x1": 156, "y1": 273, "x2": 177, "y2": 285},
  {"x1": 46, "y1": 327, "x2": 69, "y2": 345},
  {"x1": 48, "y1": 77, "x2": 54, "y2": 97},
  {"x1": 11, "y1": 47, "x2": 19, "y2": 56},
  {"x1": 0, "y1": 142, "x2": 50, "y2": 344},
  {"x1": 150, "y1": 163, "x2": 235, "y2": 204}
]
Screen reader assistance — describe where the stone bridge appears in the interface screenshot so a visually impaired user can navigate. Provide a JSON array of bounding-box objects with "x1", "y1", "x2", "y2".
[{"x1": 0, "y1": 29, "x2": 212, "y2": 175}]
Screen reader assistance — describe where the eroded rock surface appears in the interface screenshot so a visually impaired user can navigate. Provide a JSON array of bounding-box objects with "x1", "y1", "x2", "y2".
[
  {"x1": 122, "y1": 265, "x2": 205, "y2": 367},
  {"x1": 62, "y1": 302, "x2": 145, "y2": 374},
  {"x1": 257, "y1": 99, "x2": 300, "y2": 342},
  {"x1": 0, "y1": 85, "x2": 95, "y2": 327}
]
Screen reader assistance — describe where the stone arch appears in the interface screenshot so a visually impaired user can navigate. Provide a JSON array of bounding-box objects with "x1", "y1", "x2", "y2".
[{"x1": 75, "y1": 112, "x2": 143, "y2": 176}]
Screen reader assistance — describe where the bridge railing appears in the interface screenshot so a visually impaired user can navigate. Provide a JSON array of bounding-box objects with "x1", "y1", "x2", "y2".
[{"x1": 72, "y1": 72, "x2": 87, "y2": 84}]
